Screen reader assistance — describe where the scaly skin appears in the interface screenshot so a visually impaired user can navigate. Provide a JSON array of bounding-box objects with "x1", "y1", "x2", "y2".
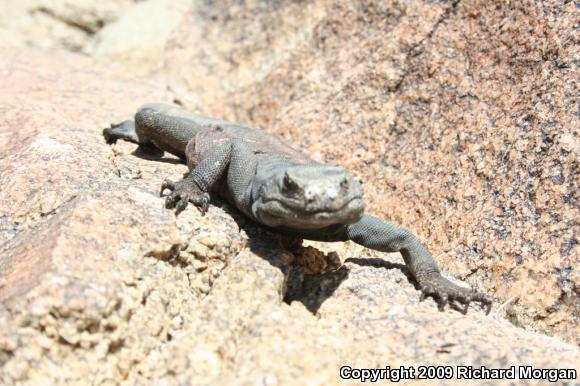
[{"x1": 103, "y1": 103, "x2": 491, "y2": 314}]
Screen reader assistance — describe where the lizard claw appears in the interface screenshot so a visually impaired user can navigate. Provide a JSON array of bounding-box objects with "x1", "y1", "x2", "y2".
[
  {"x1": 160, "y1": 179, "x2": 175, "y2": 197},
  {"x1": 174, "y1": 197, "x2": 189, "y2": 215},
  {"x1": 418, "y1": 273, "x2": 492, "y2": 314},
  {"x1": 159, "y1": 177, "x2": 210, "y2": 216},
  {"x1": 103, "y1": 127, "x2": 118, "y2": 144}
]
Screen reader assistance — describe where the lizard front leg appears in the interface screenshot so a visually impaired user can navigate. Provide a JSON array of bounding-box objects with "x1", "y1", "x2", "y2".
[
  {"x1": 161, "y1": 141, "x2": 232, "y2": 215},
  {"x1": 345, "y1": 215, "x2": 491, "y2": 313}
]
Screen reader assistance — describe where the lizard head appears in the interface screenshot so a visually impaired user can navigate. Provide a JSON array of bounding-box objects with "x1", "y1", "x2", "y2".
[{"x1": 251, "y1": 164, "x2": 365, "y2": 229}]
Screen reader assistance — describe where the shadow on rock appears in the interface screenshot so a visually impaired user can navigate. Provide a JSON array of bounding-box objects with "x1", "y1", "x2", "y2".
[
  {"x1": 132, "y1": 144, "x2": 184, "y2": 164},
  {"x1": 283, "y1": 264, "x2": 350, "y2": 314}
]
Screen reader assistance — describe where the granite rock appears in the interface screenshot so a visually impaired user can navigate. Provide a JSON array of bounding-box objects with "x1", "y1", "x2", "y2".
[
  {"x1": 0, "y1": 0, "x2": 189, "y2": 76},
  {"x1": 1, "y1": 0, "x2": 579, "y2": 384},
  {"x1": 165, "y1": 0, "x2": 579, "y2": 344},
  {"x1": 0, "y1": 0, "x2": 137, "y2": 52},
  {"x1": 0, "y1": 47, "x2": 578, "y2": 386}
]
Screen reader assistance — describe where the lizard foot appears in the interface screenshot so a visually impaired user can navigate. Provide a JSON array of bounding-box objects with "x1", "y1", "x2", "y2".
[
  {"x1": 160, "y1": 178, "x2": 210, "y2": 215},
  {"x1": 103, "y1": 120, "x2": 138, "y2": 145},
  {"x1": 418, "y1": 273, "x2": 491, "y2": 314}
]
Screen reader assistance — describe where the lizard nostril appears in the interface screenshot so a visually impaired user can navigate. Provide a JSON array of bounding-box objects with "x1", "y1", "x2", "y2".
[
  {"x1": 305, "y1": 189, "x2": 317, "y2": 202},
  {"x1": 327, "y1": 187, "x2": 338, "y2": 199}
]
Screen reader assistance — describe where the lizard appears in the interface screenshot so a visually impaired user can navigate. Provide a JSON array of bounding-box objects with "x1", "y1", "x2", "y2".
[{"x1": 103, "y1": 103, "x2": 491, "y2": 314}]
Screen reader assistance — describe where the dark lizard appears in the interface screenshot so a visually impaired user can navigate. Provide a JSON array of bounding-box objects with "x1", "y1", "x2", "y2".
[{"x1": 103, "y1": 103, "x2": 491, "y2": 313}]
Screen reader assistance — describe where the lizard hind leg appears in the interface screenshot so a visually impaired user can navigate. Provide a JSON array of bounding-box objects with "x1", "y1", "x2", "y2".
[
  {"x1": 103, "y1": 120, "x2": 140, "y2": 145},
  {"x1": 103, "y1": 120, "x2": 165, "y2": 158}
]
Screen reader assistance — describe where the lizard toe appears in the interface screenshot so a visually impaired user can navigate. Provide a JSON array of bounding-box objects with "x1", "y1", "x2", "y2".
[
  {"x1": 165, "y1": 191, "x2": 181, "y2": 209},
  {"x1": 185, "y1": 192, "x2": 210, "y2": 216},
  {"x1": 175, "y1": 198, "x2": 189, "y2": 215},
  {"x1": 198, "y1": 194, "x2": 210, "y2": 215},
  {"x1": 454, "y1": 298, "x2": 471, "y2": 314},
  {"x1": 437, "y1": 293, "x2": 449, "y2": 311},
  {"x1": 463, "y1": 301, "x2": 471, "y2": 315},
  {"x1": 102, "y1": 127, "x2": 118, "y2": 144},
  {"x1": 419, "y1": 284, "x2": 434, "y2": 302},
  {"x1": 472, "y1": 292, "x2": 492, "y2": 314},
  {"x1": 160, "y1": 179, "x2": 176, "y2": 197}
]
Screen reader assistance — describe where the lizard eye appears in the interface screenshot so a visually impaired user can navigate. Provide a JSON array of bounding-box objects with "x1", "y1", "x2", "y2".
[{"x1": 282, "y1": 172, "x2": 299, "y2": 193}]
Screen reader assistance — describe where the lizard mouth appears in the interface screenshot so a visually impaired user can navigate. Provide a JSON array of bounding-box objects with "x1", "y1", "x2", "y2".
[{"x1": 255, "y1": 195, "x2": 365, "y2": 229}]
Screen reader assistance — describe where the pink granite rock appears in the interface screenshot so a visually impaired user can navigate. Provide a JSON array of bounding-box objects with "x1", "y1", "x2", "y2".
[
  {"x1": 166, "y1": 0, "x2": 579, "y2": 344},
  {"x1": 0, "y1": 46, "x2": 578, "y2": 385},
  {"x1": 0, "y1": 0, "x2": 579, "y2": 384}
]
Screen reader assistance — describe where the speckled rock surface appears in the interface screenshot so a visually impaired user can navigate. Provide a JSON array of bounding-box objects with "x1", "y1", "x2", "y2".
[
  {"x1": 0, "y1": 0, "x2": 137, "y2": 52},
  {"x1": 87, "y1": 0, "x2": 191, "y2": 76},
  {"x1": 165, "y1": 0, "x2": 579, "y2": 343},
  {"x1": 1, "y1": 47, "x2": 579, "y2": 385},
  {"x1": 0, "y1": 0, "x2": 190, "y2": 76}
]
